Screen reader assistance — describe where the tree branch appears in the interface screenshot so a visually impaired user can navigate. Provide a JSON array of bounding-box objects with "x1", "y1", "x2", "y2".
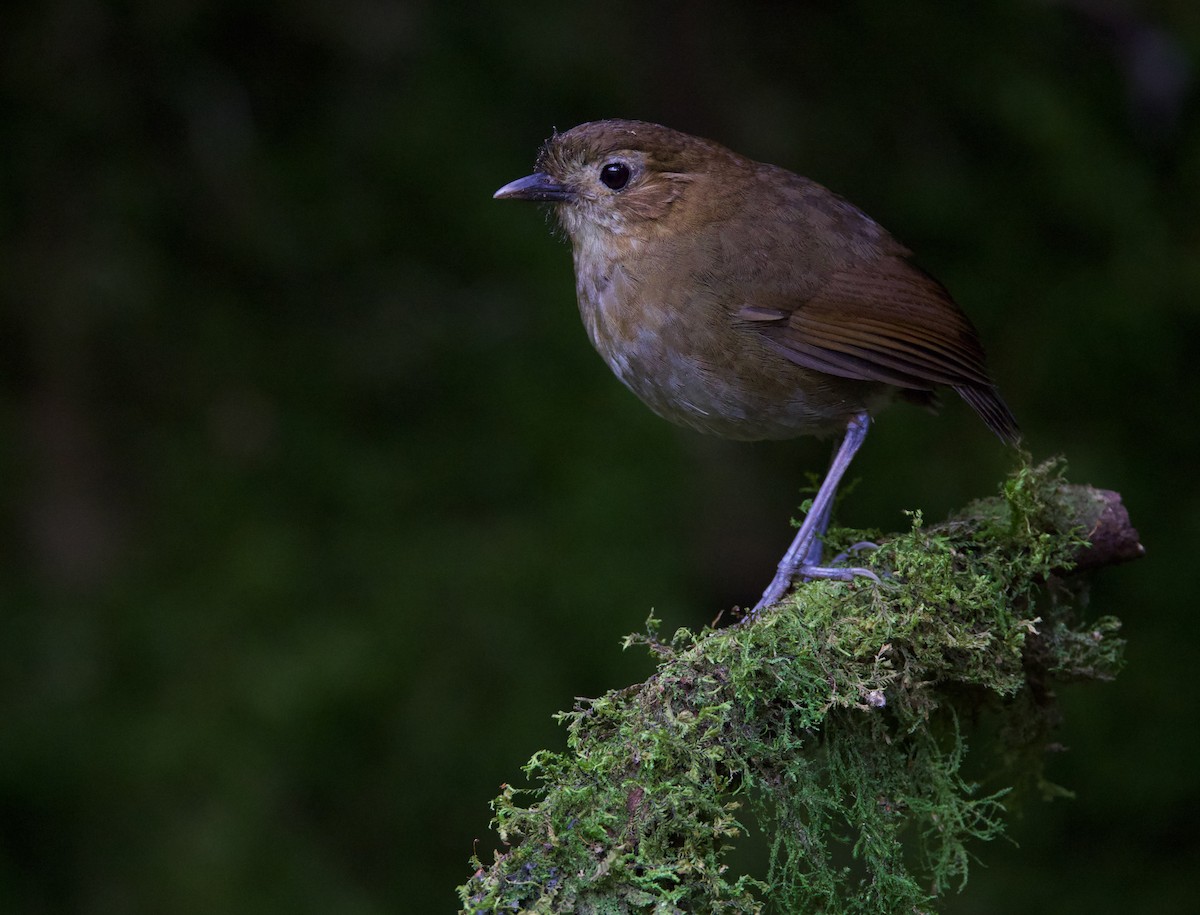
[{"x1": 459, "y1": 460, "x2": 1138, "y2": 915}]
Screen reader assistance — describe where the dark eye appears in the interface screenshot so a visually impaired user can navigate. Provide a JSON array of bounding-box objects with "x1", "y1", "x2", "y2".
[{"x1": 599, "y1": 161, "x2": 631, "y2": 191}]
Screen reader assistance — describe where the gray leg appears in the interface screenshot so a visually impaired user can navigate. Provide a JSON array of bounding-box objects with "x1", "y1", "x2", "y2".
[
  {"x1": 753, "y1": 412, "x2": 879, "y2": 611},
  {"x1": 800, "y1": 444, "x2": 839, "y2": 567}
]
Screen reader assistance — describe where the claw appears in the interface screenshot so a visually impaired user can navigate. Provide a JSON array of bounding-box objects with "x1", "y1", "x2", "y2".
[
  {"x1": 829, "y1": 541, "x2": 880, "y2": 565},
  {"x1": 798, "y1": 564, "x2": 881, "y2": 583}
]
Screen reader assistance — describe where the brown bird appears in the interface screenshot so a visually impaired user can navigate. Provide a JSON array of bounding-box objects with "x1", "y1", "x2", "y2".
[{"x1": 495, "y1": 120, "x2": 1019, "y2": 610}]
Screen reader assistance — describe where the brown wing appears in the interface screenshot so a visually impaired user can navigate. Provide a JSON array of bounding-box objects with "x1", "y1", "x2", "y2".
[{"x1": 738, "y1": 255, "x2": 1020, "y2": 444}]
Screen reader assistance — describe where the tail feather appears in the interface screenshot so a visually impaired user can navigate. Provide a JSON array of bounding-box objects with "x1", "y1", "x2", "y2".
[{"x1": 953, "y1": 384, "x2": 1021, "y2": 447}]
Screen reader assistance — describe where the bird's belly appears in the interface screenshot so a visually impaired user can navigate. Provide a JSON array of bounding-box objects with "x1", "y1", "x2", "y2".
[{"x1": 576, "y1": 269, "x2": 872, "y2": 441}]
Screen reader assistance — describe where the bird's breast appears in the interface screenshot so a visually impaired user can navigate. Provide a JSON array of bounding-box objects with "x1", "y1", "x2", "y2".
[{"x1": 572, "y1": 247, "x2": 875, "y2": 441}]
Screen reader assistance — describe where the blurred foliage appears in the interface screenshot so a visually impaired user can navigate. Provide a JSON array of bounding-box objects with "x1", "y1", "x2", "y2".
[{"x1": 0, "y1": 0, "x2": 1196, "y2": 912}]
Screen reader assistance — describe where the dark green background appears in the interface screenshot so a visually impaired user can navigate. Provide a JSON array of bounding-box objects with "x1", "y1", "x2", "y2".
[{"x1": 3, "y1": 1, "x2": 1196, "y2": 912}]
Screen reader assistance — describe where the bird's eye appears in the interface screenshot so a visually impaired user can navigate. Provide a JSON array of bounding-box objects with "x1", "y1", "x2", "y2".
[{"x1": 599, "y1": 161, "x2": 631, "y2": 191}]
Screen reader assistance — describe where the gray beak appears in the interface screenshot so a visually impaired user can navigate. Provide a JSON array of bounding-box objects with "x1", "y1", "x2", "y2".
[{"x1": 493, "y1": 172, "x2": 572, "y2": 202}]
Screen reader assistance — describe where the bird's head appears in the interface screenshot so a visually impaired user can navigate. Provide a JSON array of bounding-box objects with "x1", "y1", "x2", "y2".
[{"x1": 494, "y1": 120, "x2": 743, "y2": 246}]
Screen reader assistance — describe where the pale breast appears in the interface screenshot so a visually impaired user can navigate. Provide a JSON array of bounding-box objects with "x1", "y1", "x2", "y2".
[{"x1": 571, "y1": 248, "x2": 883, "y2": 441}]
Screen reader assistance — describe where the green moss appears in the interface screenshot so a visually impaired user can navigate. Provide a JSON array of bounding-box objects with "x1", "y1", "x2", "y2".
[{"x1": 459, "y1": 459, "x2": 1126, "y2": 914}]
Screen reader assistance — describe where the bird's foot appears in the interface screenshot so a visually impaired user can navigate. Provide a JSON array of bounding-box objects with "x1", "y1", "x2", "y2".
[
  {"x1": 750, "y1": 555, "x2": 881, "y2": 614},
  {"x1": 798, "y1": 563, "x2": 881, "y2": 582},
  {"x1": 828, "y1": 540, "x2": 880, "y2": 566}
]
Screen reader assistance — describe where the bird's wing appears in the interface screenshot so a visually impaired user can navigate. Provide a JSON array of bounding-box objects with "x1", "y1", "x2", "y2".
[
  {"x1": 737, "y1": 255, "x2": 991, "y2": 388},
  {"x1": 737, "y1": 255, "x2": 1020, "y2": 444}
]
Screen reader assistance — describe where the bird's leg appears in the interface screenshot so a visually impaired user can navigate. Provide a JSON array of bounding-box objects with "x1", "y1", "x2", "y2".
[
  {"x1": 799, "y1": 444, "x2": 839, "y2": 567},
  {"x1": 799, "y1": 446, "x2": 881, "y2": 567},
  {"x1": 753, "y1": 412, "x2": 877, "y2": 611}
]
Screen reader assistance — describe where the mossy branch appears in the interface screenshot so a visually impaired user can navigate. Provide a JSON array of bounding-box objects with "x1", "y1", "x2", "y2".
[{"x1": 459, "y1": 460, "x2": 1141, "y2": 914}]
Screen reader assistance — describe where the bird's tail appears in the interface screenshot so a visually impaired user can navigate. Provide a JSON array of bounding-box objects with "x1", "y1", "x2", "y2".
[{"x1": 953, "y1": 384, "x2": 1021, "y2": 447}]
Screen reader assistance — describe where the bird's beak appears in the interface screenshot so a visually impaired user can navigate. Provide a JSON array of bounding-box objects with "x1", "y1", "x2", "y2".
[{"x1": 493, "y1": 172, "x2": 572, "y2": 202}]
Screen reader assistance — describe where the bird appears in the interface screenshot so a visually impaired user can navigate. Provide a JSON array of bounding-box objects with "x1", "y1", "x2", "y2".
[{"x1": 494, "y1": 119, "x2": 1019, "y2": 610}]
